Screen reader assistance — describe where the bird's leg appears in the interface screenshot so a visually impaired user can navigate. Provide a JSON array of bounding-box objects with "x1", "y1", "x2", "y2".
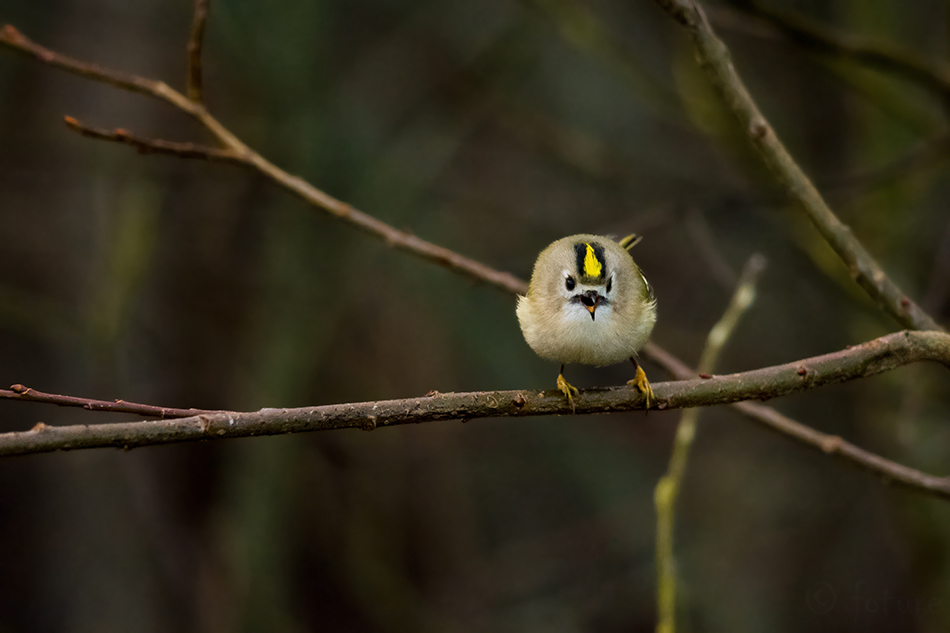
[
  {"x1": 556, "y1": 364, "x2": 579, "y2": 413},
  {"x1": 626, "y1": 357, "x2": 654, "y2": 409}
]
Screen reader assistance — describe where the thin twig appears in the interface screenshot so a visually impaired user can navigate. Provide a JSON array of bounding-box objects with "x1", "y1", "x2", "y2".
[
  {"x1": 655, "y1": 254, "x2": 765, "y2": 633},
  {"x1": 186, "y1": 0, "x2": 209, "y2": 102},
  {"x1": 0, "y1": 384, "x2": 214, "y2": 418},
  {"x1": 63, "y1": 116, "x2": 241, "y2": 162},
  {"x1": 650, "y1": 0, "x2": 943, "y2": 332}
]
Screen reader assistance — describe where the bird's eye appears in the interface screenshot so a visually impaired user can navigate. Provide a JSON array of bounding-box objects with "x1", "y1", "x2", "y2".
[
  {"x1": 606, "y1": 276, "x2": 613, "y2": 293},
  {"x1": 565, "y1": 276, "x2": 576, "y2": 291}
]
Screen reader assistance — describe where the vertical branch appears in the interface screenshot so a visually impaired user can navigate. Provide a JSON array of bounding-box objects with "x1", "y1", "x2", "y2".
[
  {"x1": 186, "y1": 0, "x2": 209, "y2": 102},
  {"x1": 654, "y1": 254, "x2": 765, "y2": 633}
]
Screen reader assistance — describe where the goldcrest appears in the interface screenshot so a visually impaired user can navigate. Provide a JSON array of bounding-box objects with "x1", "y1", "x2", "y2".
[{"x1": 516, "y1": 234, "x2": 656, "y2": 411}]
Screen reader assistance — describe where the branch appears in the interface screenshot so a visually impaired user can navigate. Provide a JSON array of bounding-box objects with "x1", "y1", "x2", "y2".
[
  {"x1": 186, "y1": 0, "x2": 209, "y2": 102},
  {"x1": 1, "y1": 330, "x2": 949, "y2": 494},
  {"x1": 651, "y1": 0, "x2": 943, "y2": 332},
  {"x1": 656, "y1": 254, "x2": 765, "y2": 633},
  {"x1": 0, "y1": 384, "x2": 214, "y2": 418},
  {"x1": 63, "y1": 116, "x2": 241, "y2": 162}
]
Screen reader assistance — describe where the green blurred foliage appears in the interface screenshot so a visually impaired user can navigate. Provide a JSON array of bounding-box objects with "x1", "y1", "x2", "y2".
[{"x1": 1, "y1": 0, "x2": 950, "y2": 631}]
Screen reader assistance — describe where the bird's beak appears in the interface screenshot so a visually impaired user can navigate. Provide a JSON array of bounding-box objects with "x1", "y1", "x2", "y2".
[{"x1": 580, "y1": 290, "x2": 603, "y2": 320}]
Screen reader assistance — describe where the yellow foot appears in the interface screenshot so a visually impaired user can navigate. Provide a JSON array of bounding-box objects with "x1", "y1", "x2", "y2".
[
  {"x1": 627, "y1": 365, "x2": 654, "y2": 409},
  {"x1": 556, "y1": 373, "x2": 579, "y2": 413}
]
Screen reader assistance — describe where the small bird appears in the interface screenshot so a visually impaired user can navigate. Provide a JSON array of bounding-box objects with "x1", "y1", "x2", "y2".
[{"x1": 516, "y1": 233, "x2": 657, "y2": 411}]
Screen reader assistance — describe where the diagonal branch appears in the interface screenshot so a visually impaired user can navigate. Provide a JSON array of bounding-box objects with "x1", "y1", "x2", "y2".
[
  {"x1": 651, "y1": 0, "x2": 943, "y2": 332},
  {"x1": 186, "y1": 0, "x2": 210, "y2": 102},
  {"x1": 728, "y1": 399, "x2": 950, "y2": 497},
  {"x1": 0, "y1": 24, "x2": 526, "y2": 296}
]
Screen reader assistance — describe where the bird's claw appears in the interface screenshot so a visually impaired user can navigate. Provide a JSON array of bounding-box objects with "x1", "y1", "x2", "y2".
[
  {"x1": 556, "y1": 372, "x2": 579, "y2": 413},
  {"x1": 627, "y1": 365, "x2": 654, "y2": 409}
]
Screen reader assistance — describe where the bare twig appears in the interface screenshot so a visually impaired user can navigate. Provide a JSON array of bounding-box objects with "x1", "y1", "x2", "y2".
[
  {"x1": 63, "y1": 116, "x2": 241, "y2": 162},
  {"x1": 186, "y1": 0, "x2": 209, "y2": 102},
  {"x1": 655, "y1": 254, "x2": 765, "y2": 633},
  {"x1": 650, "y1": 0, "x2": 943, "y2": 332},
  {"x1": 0, "y1": 384, "x2": 215, "y2": 418}
]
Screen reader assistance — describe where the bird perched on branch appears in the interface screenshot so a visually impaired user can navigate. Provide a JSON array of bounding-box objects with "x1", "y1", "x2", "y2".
[{"x1": 517, "y1": 234, "x2": 656, "y2": 411}]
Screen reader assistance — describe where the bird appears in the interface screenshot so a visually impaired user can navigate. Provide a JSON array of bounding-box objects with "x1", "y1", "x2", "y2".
[{"x1": 516, "y1": 233, "x2": 656, "y2": 412}]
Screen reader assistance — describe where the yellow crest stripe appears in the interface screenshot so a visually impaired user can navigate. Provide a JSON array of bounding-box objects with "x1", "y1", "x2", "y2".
[{"x1": 583, "y1": 243, "x2": 602, "y2": 278}]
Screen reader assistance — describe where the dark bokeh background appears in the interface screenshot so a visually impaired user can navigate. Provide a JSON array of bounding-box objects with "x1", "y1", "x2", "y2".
[{"x1": 2, "y1": 0, "x2": 950, "y2": 631}]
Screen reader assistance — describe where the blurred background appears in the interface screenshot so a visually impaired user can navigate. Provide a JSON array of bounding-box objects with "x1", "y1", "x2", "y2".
[{"x1": 2, "y1": 0, "x2": 950, "y2": 631}]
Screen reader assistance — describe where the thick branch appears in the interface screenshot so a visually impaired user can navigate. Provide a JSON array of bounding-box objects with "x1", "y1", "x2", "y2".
[
  {"x1": 3, "y1": 331, "x2": 950, "y2": 495},
  {"x1": 651, "y1": 0, "x2": 943, "y2": 332}
]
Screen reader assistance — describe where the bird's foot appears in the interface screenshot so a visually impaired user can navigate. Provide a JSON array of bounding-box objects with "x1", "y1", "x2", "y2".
[
  {"x1": 556, "y1": 372, "x2": 579, "y2": 413},
  {"x1": 627, "y1": 364, "x2": 654, "y2": 409}
]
